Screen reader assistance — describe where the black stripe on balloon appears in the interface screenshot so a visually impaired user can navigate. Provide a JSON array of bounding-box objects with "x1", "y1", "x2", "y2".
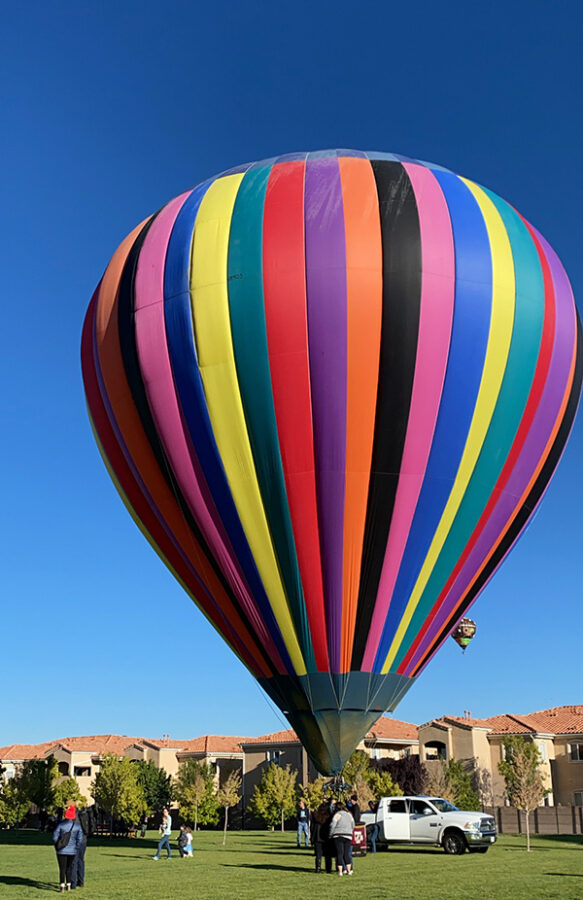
[
  {"x1": 115, "y1": 217, "x2": 279, "y2": 680},
  {"x1": 351, "y1": 161, "x2": 422, "y2": 669},
  {"x1": 415, "y1": 311, "x2": 583, "y2": 674}
]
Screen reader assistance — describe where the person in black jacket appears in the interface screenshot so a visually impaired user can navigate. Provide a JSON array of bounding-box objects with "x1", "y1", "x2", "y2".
[
  {"x1": 310, "y1": 802, "x2": 333, "y2": 873},
  {"x1": 71, "y1": 804, "x2": 95, "y2": 889}
]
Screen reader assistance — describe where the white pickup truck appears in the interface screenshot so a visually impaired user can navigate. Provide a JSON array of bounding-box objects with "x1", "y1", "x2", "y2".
[{"x1": 360, "y1": 795, "x2": 497, "y2": 855}]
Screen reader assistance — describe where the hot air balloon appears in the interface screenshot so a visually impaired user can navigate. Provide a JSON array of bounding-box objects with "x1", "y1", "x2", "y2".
[
  {"x1": 451, "y1": 618, "x2": 477, "y2": 652},
  {"x1": 81, "y1": 150, "x2": 581, "y2": 775}
]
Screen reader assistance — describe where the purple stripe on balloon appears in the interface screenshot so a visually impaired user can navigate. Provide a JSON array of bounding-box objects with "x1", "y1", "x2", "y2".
[
  {"x1": 304, "y1": 155, "x2": 348, "y2": 673},
  {"x1": 408, "y1": 225, "x2": 577, "y2": 675}
]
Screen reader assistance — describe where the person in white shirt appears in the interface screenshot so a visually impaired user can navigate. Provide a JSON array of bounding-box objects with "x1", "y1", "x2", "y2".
[{"x1": 152, "y1": 809, "x2": 173, "y2": 859}]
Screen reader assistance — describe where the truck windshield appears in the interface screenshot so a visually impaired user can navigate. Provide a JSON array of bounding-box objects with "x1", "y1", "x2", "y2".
[{"x1": 432, "y1": 799, "x2": 458, "y2": 813}]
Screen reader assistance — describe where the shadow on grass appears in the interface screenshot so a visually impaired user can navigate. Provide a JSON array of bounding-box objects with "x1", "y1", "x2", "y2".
[
  {"x1": 544, "y1": 873, "x2": 583, "y2": 877},
  {"x1": 0, "y1": 876, "x2": 57, "y2": 892},
  {"x1": 222, "y1": 863, "x2": 311, "y2": 873},
  {"x1": 536, "y1": 834, "x2": 583, "y2": 845}
]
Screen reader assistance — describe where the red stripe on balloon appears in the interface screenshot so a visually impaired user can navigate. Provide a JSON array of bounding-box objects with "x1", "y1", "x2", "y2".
[{"x1": 262, "y1": 160, "x2": 329, "y2": 671}]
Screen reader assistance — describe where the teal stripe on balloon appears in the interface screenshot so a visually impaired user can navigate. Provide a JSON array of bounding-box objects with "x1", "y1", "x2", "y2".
[
  {"x1": 391, "y1": 191, "x2": 545, "y2": 670},
  {"x1": 227, "y1": 164, "x2": 316, "y2": 671}
]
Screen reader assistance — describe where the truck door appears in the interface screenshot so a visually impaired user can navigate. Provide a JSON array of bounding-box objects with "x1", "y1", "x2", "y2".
[
  {"x1": 409, "y1": 799, "x2": 440, "y2": 842},
  {"x1": 383, "y1": 798, "x2": 410, "y2": 841}
]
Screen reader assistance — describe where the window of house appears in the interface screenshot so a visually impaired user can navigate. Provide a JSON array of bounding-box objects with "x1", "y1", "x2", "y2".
[
  {"x1": 3, "y1": 765, "x2": 15, "y2": 780},
  {"x1": 424, "y1": 741, "x2": 446, "y2": 761},
  {"x1": 537, "y1": 742, "x2": 547, "y2": 762},
  {"x1": 266, "y1": 750, "x2": 282, "y2": 765},
  {"x1": 569, "y1": 743, "x2": 583, "y2": 761},
  {"x1": 73, "y1": 766, "x2": 91, "y2": 777},
  {"x1": 574, "y1": 791, "x2": 583, "y2": 806},
  {"x1": 57, "y1": 762, "x2": 70, "y2": 776}
]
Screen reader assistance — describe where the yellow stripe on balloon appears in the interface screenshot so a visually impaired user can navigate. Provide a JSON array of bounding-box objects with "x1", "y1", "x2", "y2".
[
  {"x1": 189, "y1": 174, "x2": 306, "y2": 676},
  {"x1": 381, "y1": 179, "x2": 516, "y2": 673}
]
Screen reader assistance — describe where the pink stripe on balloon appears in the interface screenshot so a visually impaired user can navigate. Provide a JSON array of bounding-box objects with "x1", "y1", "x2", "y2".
[
  {"x1": 361, "y1": 164, "x2": 455, "y2": 669},
  {"x1": 133, "y1": 194, "x2": 282, "y2": 659}
]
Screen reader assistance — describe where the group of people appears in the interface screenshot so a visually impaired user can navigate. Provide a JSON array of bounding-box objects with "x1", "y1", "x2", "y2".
[
  {"x1": 298, "y1": 794, "x2": 362, "y2": 876},
  {"x1": 51, "y1": 803, "x2": 91, "y2": 893},
  {"x1": 152, "y1": 807, "x2": 193, "y2": 859}
]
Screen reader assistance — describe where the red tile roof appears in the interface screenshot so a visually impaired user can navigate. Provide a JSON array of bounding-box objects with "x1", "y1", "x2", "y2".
[
  {"x1": 58, "y1": 735, "x2": 144, "y2": 754},
  {"x1": 241, "y1": 729, "x2": 299, "y2": 745},
  {"x1": 0, "y1": 740, "x2": 58, "y2": 760},
  {"x1": 177, "y1": 735, "x2": 250, "y2": 755},
  {"x1": 428, "y1": 706, "x2": 583, "y2": 736},
  {"x1": 366, "y1": 717, "x2": 418, "y2": 742}
]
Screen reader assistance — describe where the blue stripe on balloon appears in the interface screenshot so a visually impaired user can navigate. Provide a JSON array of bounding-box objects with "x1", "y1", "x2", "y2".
[
  {"x1": 372, "y1": 170, "x2": 493, "y2": 671},
  {"x1": 163, "y1": 180, "x2": 296, "y2": 675}
]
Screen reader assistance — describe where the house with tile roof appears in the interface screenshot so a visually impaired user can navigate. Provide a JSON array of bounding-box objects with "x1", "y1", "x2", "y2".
[
  {"x1": 418, "y1": 706, "x2": 583, "y2": 807},
  {"x1": 0, "y1": 733, "x2": 250, "y2": 802}
]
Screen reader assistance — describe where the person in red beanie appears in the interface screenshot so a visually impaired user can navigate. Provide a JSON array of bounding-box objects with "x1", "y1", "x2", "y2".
[{"x1": 52, "y1": 805, "x2": 83, "y2": 892}]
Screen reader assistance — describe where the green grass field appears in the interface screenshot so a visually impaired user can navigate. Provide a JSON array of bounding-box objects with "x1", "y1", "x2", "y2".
[{"x1": 0, "y1": 830, "x2": 581, "y2": 899}]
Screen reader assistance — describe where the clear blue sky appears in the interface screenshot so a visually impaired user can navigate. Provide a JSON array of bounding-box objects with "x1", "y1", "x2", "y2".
[{"x1": 2, "y1": 0, "x2": 582, "y2": 747}]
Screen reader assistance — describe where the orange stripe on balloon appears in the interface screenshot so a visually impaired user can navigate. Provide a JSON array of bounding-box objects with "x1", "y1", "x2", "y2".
[{"x1": 337, "y1": 157, "x2": 383, "y2": 671}]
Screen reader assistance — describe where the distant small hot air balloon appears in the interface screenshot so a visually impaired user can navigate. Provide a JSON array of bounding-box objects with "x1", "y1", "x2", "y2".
[
  {"x1": 451, "y1": 618, "x2": 477, "y2": 653},
  {"x1": 81, "y1": 149, "x2": 581, "y2": 775}
]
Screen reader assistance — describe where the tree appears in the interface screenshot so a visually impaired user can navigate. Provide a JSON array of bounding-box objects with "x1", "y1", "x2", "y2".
[
  {"x1": 371, "y1": 755, "x2": 428, "y2": 795},
  {"x1": 425, "y1": 759, "x2": 455, "y2": 802},
  {"x1": 367, "y1": 768, "x2": 401, "y2": 802},
  {"x1": 299, "y1": 775, "x2": 328, "y2": 810},
  {"x1": 216, "y1": 771, "x2": 241, "y2": 845},
  {"x1": 249, "y1": 763, "x2": 297, "y2": 831},
  {"x1": 342, "y1": 750, "x2": 370, "y2": 790},
  {"x1": 174, "y1": 760, "x2": 219, "y2": 830},
  {"x1": 0, "y1": 779, "x2": 29, "y2": 828},
  {"x1": 425, "y1": 758, "x2": 480, "y2": 810},
  {"x1": 18, "y1": 757, "x2": 58, "y2": 813},
  {"x1": 52, "y1": 777, "x2": 87, "y2": 812},
  {"x1": 91, "y1": 755, "x2": 144, "y2": 826},
  {"x1": 498, "y1": 736, "x2": 547, "y2": 851},
  {"x1": 134, "y1": 760, "x2": 173, "y2": 814},
  {"x1": 472, "y1": 764, "x2": 493, "y2": 809}
]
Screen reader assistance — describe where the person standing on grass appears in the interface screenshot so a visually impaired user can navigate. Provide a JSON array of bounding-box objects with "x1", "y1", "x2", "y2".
[
  {"x1": 297, "y1": 799, "x2": 310, "y2": 848},
  {"x1": 152, "y1": 808, "x2": 172, "y2": 860},
  {"x1": 184, "y1": 827, "x2": 193, "y2": 857},
  {"x1": 177, "y1": 824, "x2": 188, "y2": 858},
  {"x1": 367, "y1": 800, "x2": 379, "y2": 853},
  {"x1": 53, "y1": 805, "x2": 83, "y2": 893},
  {"x1": 311, "y1": 802, "x2": 333, "y2": 873},
  {"x1": 329, "y1": 802, "x2": 355, "y2": 876},
  {"x1": 71, "y1": 803, "x2": 94, "y2": 889}
]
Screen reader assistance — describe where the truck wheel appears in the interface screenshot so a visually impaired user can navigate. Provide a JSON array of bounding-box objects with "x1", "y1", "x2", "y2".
[{"x1": 442, "y1": 831, "x2": 466, "y2": 855}]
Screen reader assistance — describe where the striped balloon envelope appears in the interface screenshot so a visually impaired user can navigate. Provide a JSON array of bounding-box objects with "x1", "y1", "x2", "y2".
[{"x1": 81, "y1": 150, "x2": 582, "y2": 774}]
